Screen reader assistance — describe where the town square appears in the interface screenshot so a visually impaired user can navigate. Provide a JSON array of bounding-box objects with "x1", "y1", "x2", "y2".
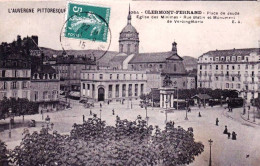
[{"x1": 0, "y1": 1, "x2": 260, "y2": 166}]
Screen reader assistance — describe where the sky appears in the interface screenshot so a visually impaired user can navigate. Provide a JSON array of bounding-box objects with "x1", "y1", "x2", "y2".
[{"x1": 0, "y1": 0, "x2": 260, "y2": 58}]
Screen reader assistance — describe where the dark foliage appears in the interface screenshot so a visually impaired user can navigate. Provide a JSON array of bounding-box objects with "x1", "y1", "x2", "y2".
[
  {"x1": 0, "y1": 97, "x2": 39, "y2": 120},
  {"x1": 10, "y1": 116, "x2": 204, "y2": 166}
]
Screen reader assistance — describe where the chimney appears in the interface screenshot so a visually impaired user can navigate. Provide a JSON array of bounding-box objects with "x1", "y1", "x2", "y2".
[
  {"x1": 31, "y1": 35, "x2": 38, "y2": 46},
  {"x1": 172, "y1": 41, "x2": 177, "y2": 54},
  {"x1": 258, "y1": 40, "x2": 260, "y2": 54},
  {"x1": 17, "y1": 35, "x2": 21, "y2": 47}
]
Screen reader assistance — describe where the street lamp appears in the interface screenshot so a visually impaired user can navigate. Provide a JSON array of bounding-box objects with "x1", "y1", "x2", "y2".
[
  {"x1": 174, "y1": 87, "x2": 178, "y2": 110},
  {"x1": 203, "y1": 88, "x2": 206, "y2": 108},
  {"x1": 165, "y1": 99, "x2": 169, "y2": 124},
  {"x1": 248, "y1": 108, "x2": 250, "y2": 120},
  {"x1": 185, "y1": 100, "x2": 188, "y2": 120},
  {"x1": 130, "y1": 98, "x2": 133, "y2": 109},
  {"x1": 100, "y1": 109, "x2": 102, "y2": 120},
  {"x1": 45, "y1": 115, "x2": 50, "y2": 133},
  {"x1": 9, "y1": 108, "x2": 12, "y2": 138},
  {"x1": 253, "y1": 97, "x2": 256, "y2": 122},
  {"x1": 220, "y1": 96, "x2": 223, "y2": 107},
  {"x1": 208, "y1": 139, "x2": 213, "y2": 166}
]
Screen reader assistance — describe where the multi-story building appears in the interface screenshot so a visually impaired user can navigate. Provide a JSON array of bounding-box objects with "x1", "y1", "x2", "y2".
[
  {"x1": 0, "y1": 37, "x2": 32, "y2": 100},
  {"x1": 197, "y1": 48, "x2": 260, "y2": 101},
  {"x1": 30, "y1": 65, "x2": 60, "y2": 111},
  {"x1": 0, "y1": 35, "x2": 61, "y2": 112},
  {"x1": 53, "y1": 57, "x2": 96, "y2": 92},
  {"x1": 80, "y1": 70, "x2": 147, "y2": 102}
]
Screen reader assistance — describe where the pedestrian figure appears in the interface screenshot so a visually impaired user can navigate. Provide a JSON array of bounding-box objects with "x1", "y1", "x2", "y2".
[
  {"x1": 227, "y1": 132, "x2": 231, "y2": 139},
  {"x1": 90, "y1": 109, "x2": 92, "y2": 116},
  {"x1": 107, "y1": 100, "x2": 110, "y2": 105},
  {"x1": 198, "y1": 112, "x2": 202, "y2": 117},
  {"x1": 248, "y1": 105, "x2": 250, "y2": 110},
  {"x1": 112, "y1": 109, "x2": 115, "y2": 115},
  {"x1": 83, "y1": 115, "x2": 85, "y2": 122},
  {"x1": 116, "y1": 115, "x2": 120, "y2": 121},
  {"x1": 243, "y1": 108, "x2": 246, "y2": 115},
  {"x1": 51, "y1": 123, "x2": 54, "y2": 130},
  {"x1": 188, "y1": 107, "x2": 191, "y2": 113},
  {"x1": 232, "y1": 131, "x2": 237, "y2": 140},
  {"x1": 216, "y1": 118, "x2": 219, "y2": 126},
  {"x1": 45, "y1": 115, "x2": 50, "y2": 122},
  {"x1": 223, "y1": 125, "x2": 228, "y2": 134},
  {"x1": 100, "y1": 103, "x2": 102, "y2": 108}
]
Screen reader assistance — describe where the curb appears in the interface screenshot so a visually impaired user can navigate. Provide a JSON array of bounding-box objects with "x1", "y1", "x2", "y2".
[{"x1": 240, "y1": 112, "x2": 260, "y2": 126}]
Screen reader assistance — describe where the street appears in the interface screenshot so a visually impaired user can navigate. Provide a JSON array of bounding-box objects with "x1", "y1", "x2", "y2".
[{"x1": 0, "y1": 99, "x2": 260, "y2": 166}]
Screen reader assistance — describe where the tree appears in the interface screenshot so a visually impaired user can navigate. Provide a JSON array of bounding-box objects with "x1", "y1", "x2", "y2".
[
  {"x1": 10, "y1": 116, "x2": 204, "y2": 166},
  {"x1": 0, "y1": 97, "x2": 39, "y2": 120},
  {"x1": 0, "y1": 139, "x2": 8, "y2": 166}
]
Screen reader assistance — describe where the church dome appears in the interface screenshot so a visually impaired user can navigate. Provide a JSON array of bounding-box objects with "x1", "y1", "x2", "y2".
[
  {"x1": 121, "y1": 24, "x2": 137, "y2": 33},
  {"x1": 118, "y1": 5, "x2": 139, "y2": 54}
]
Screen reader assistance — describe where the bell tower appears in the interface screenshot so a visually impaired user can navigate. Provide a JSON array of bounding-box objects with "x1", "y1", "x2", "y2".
[{"x1": 119, "y1": 5, "x2": 139, "y2": 55}]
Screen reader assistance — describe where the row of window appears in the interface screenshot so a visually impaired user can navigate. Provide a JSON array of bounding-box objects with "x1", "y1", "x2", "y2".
[
  {"x1": 0, "y1": 91, "x2": 29, "y2": 100},
  {"x1": 108, "y1": 84, "x2": 144, "y2": 97},
  {"x1": 199, "y1": 64, "x2": 260, "y2": 70},
  {"x1": 131, "y1": 63, "x2": 164, "y2": 69},
  {"x1": 0, "y1": 81, "x2": 29, "y2": 90},
  {"x1": 1, "y1": 61, "x2": 29, "y2": 68},
  {"x1": 1, "y1": 70, "x2": 29, "y2": 78},
  {"x1": 200, "y1": 71, "x2": 258, "y2": 77},
  {"x1": 119, "y1": 43, "x2": 138, "y2": 53},
  {"x1": 33, "y1": 90, "x2": 58, "y2": 101},
  {"x1": 200, "y1": 55, "x2": 249, "y2": 62},
  {"x1": 82, "y1": 73, "x2": 145, "y2": 80},
  {"x1": 33, "y1": 73, "x2": 58, "y2": 80}
]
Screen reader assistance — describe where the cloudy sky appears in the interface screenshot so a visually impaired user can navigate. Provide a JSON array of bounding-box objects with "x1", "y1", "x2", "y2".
[{"x1": 0, "y1": 0, "x2": 259, "y2": 58}]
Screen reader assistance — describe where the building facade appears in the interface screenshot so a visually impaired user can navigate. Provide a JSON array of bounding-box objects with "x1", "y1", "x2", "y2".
[
  {"x1": 0, "y1": 55, "x2": 31, "y2": 100},
  {"x1": 197, "y1": 48, "x2": 260, "y2": 101},
  {"x1": 0, "y1": 36, "x2": 32, "y2": 100},
  {"x1": 30, "y1": 65, "x2": 60, "y2": 111},
  {"x1": 53, "y1": 57, "x2": 96, "y2": 92},
  {"x1": 80, "y1": 70, "x2": 147, "y2": 102}
]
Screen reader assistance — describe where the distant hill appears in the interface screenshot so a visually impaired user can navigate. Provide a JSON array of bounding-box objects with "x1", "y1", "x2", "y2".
[{"x1": 182, "y1": 56, "x2": 197, "y2": 71}]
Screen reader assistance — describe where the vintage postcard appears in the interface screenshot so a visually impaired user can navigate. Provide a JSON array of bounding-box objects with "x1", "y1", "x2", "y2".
[{"x1": 0, "y1": 0, "x2": 260, "y2": 166}]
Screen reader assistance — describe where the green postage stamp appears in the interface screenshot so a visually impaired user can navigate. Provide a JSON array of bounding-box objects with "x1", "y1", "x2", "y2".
[{"x1": 64, "y1": 2, "x2": 110, "y2": 42}]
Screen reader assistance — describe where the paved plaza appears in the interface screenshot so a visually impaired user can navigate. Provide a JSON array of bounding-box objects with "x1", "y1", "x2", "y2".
[{"x1": 1, "y1": 99, "x2": 260, "y2": 166}]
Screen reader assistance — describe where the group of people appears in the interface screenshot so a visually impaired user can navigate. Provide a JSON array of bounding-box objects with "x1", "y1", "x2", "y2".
[
  {"x1": 227, "y1": 107, "x2": 233, "y2": 112},
  {"x1": 223, "y1": 125, "x2": 237, "y2": 140},
  {"x1": 216, "y1": 118, "x2": 237, "y2": 140}
]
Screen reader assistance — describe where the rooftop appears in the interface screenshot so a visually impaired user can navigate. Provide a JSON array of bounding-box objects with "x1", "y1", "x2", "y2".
[
  {"x1": 129, "y1": 51, "x2": 182, "y2": 64},
  {"x1": 201, "y1": 48, "x2": 259, "y2": 57}
]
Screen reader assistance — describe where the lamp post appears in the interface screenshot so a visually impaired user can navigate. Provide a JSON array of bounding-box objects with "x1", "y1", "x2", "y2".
[
  {"x1": 127, "y1": 97, "x2": 129, "y2": 109},
  {"x1": 185, "y1": 100, "x2": 188, "y2": 120},
  {"x1": 45, "y1": 115, "x2": 50, "y2": 133},
  {"x1": 152, "y1": 90, "x2": 154, "y2": 110},
  {"x1": 100, "y1": 109, "x2": 102, "y2": 120},
  {"x1": 253, "y1": 97, "x2": 255, "y2": 122},
  {"x1": 174, "y1": 87, "x2": 178, "y2": 110},
  {"x1": 220, "y1": 96, "x2": 223, "y2": 107},
  {"x1": 9, "y1": 108, "x2": 12, "y2": 138},
  {"x1": 248, "y1": 108, "x2": 250, "y2": 120},
  {"x1": 204, "y1": 88, "x2": 206, "y2": 108},
  {"x1": 165, "y1": 99, "x2": 168, "y2": 124},
  {"x1": 208, "y1": 139, "x2": 213, "y2": 166}
]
